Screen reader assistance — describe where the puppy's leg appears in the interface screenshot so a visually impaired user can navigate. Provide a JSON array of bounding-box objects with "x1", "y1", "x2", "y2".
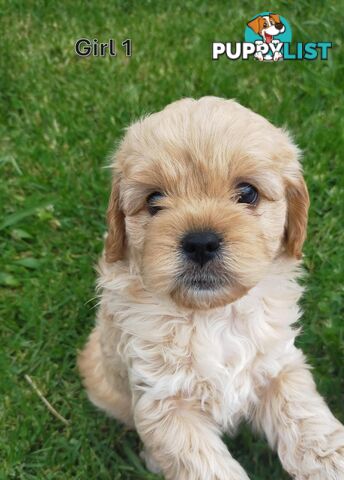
[
  {"x1": 78, "y1": 327, "x2": 133, "y2": 427},
  {"x1": 134, "y1": 394, "x2": 250, "y2": 480},
  {"x1": 254, "y1": 351, "x2": 344, "y2": 479}
]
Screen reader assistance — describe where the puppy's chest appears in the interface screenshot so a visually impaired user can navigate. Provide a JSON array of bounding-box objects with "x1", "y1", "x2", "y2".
[
  {"x1": 128, "y1": 312, "x2": 262, "y2": 425},
  {"x1": 176, "y1": 320, "x2": 257, "y2": 401}
]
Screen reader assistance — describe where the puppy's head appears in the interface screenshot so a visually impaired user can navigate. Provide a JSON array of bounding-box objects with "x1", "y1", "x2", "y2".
[
  {"x1": 248, "y1": 14, "x2": 285, "y2": 38},
  {"x1": 106, "y1": 97, "x2": 309, "y2": 309}
]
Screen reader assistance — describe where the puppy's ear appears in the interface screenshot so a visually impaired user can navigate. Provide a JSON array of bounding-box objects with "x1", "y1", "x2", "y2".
[
  {"x1": 247, "y1": 16, "x2": 263, "y2": 34},
  {"x1": 270, "y1": 13, "x2": 281, "y2": 23},
  {"x1": 105, "y1": 175, "x2": 126, "y2": 263},
  {"x1": 285, "y1": 175, "x2": 310, "y2": 259}
]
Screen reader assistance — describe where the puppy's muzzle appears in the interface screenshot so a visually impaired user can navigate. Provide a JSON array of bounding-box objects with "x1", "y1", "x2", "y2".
[{"x1": 181, "y1": 231, "x2": 221, "y2": 267}]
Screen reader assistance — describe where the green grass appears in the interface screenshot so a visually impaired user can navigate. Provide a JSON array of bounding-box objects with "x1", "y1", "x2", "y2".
[{"x1": 1, "y1": 1, "x2": 343, "y2": 478}]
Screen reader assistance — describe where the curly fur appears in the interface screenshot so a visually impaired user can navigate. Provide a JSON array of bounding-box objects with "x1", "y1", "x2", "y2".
[{"x1": 78, "y1": 97, "x2": 344, "y2": 479}]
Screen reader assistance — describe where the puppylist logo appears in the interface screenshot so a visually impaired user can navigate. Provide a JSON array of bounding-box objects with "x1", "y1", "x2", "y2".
[{"x1": 212, "y1": 12, "x2": 332, "y2": 62}]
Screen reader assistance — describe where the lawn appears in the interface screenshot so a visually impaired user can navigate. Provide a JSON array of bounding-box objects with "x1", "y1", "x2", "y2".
[{"x1": 0, "y1": 1, "x2": 343, "y2": 479}]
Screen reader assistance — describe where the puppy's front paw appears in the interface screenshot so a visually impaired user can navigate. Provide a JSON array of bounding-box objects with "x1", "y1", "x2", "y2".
[
  {"x1": 140, "y1": 449, "x2": 162, "y2": 474},
  {"x1": 273, "y1": 52, "x2": 283, "y2": 61},
  {"x1": 295, "y1": 430, "x2": 344, "y2": 479},
  {"x1": 254, "y1": 52, "x2": 264, "y2": 62},
  {"x1": 302, "y1": 447, "x2": 344, "y2": 480},
  {"x1": 142, "y1": 451, "x2": 250, "y2": 480}
]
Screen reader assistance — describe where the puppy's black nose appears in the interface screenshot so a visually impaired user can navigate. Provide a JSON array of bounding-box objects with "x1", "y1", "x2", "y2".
[
  {"x1": 276, "y1": 22, "x2": 284, "y2": 30},
  {"x1": 181, "y1": 231, "x2": 221, "y2": 266}
]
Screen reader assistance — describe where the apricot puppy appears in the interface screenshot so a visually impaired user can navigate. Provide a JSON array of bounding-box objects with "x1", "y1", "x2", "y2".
[{"x1": 78, "y1": 97, "x2": 344, "y2": 479}]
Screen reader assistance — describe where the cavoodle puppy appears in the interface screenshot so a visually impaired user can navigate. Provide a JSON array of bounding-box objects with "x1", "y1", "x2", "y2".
[{"x1": 78, "y1": 97, "x2": 344, "y2": 479}]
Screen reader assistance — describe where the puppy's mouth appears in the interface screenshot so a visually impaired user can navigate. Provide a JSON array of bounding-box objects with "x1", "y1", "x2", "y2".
[
  {"x1": 170, "y1": 259, "x2": 247, "y2": 309},
  {"x1": 170, "y1": 262, "x2": 243, "y2": 309},
  {"x1": 176, "y1": 264, "x2": 230, "y2": 291}
]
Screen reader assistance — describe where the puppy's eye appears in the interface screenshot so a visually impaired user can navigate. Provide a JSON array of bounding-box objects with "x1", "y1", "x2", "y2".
[
  {"x1": 236, "y1": 183, "x2": 259, "y2": 205},
  {"x1": 146, "y1": 191, "x2": 165, "y2": 215}
]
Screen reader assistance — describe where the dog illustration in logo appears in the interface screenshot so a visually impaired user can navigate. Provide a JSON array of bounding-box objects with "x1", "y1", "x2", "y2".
[{"x1": 248, "y1": 13, "x2": 285, "y2": 61}]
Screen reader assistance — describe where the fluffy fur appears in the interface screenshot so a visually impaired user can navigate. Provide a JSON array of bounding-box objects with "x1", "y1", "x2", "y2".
[{"x1": 78, "y1": 97, "x2": 344, "y2": 479}]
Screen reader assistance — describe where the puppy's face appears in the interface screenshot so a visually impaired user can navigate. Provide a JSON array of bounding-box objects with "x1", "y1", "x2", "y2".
[
  {"x1": 106, "y1": 97, "x2": 309, "y2": 309},
  {"x1": 248, "y1": 14, "x2": 285, "y2": 39}
]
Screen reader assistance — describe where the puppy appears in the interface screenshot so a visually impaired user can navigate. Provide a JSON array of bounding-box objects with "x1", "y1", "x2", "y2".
[
  {"x1": 247, "y1": 14, "x2": 285, "y2": 44},
  {"x1": 78, "y1": 97, "x2": 344, "y2": 480},
  {"x1": 248, "y1": 13, "x2": 285, "y2": 61}
]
